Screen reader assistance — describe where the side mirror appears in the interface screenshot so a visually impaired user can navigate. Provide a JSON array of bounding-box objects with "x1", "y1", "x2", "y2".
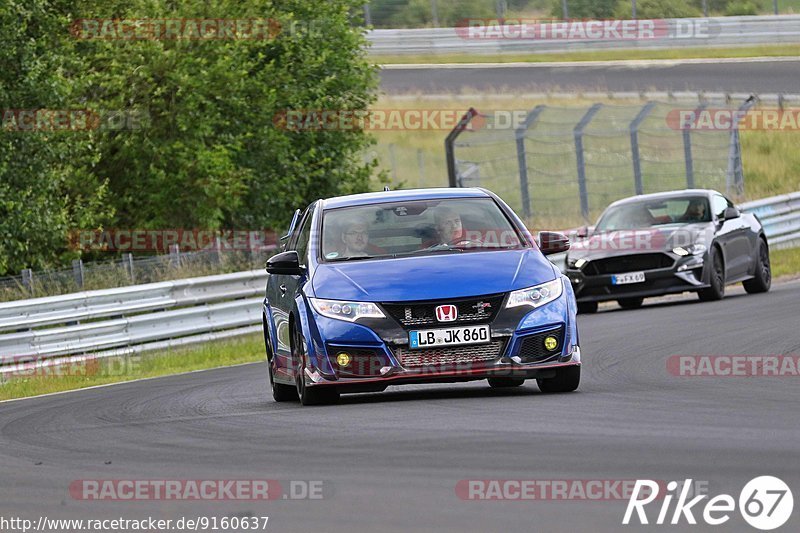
[
  {"x1": 538, "y1": 231, "x2": 570, "y2": 256},
  {"x1": 266, "y1": 251, "x2": 304, "y2": 276},
  {"x1": 722, "y1": 206, "x2": 740, "y2": 220}
]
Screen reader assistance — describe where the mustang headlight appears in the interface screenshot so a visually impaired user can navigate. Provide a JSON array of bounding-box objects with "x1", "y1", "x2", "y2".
[
  {"x1": 309, "y1": 298, "x2": 385, "y2": 322},
  {"x1": 673, "y1": 244, "x2": 707, "y2": 257},
  {"x1": 506, "y1": 278, "x2": 563, "y2": 309}
]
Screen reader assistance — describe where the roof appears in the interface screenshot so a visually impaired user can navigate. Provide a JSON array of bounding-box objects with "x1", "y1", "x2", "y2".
[
  {"x1": 609, "y1": 189, "x2": 720, "y2": 207},
  {"x1": 321, "y1": 187, "x2": 491, "y2": 210}
]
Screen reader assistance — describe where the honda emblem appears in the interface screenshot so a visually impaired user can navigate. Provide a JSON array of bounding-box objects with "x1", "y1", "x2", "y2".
[{"x1": 435, "y1": 304, "x2": 458, "y2": 322}]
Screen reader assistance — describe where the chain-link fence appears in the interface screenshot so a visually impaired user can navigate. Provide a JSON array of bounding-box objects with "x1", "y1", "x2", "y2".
[
  {"x1": 445, "y1": 97, "x2": 755, "y2": 229},
  {"x1": 0, "y1": 247, "x2": 275, "y2": 303}
]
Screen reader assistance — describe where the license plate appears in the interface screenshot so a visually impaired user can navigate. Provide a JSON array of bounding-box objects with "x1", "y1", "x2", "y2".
[
  {"x1": 611, "y1": 271, "x2": 646, "y2": 285},
  {"x1": 409, "y1": 325, "x2": 490, "y2": 349}
]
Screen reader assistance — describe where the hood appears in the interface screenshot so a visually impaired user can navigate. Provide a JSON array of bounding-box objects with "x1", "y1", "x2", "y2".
[
  {"x1": 567, "y1": 224, "x2": 711, "y2": 260},
  {"x1": 311, "y1": 249, "x2": 557, "y2": 302}
]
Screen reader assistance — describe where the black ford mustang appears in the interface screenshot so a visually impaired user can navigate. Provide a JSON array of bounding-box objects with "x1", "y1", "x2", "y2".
[{"x1": 564, "y1": 189, "x2": 771, "y2": 313}]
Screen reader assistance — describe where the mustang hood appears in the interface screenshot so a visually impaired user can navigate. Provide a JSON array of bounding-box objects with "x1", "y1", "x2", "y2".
[
  {"x1": 567, "y1": 225, "x2": 711, "y2": 260},
  {"x1": 311, "y1": 249, "x2": 557, "y2": 302}
]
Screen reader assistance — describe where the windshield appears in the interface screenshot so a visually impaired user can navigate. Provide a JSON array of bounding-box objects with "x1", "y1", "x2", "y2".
[
  {"x1": 320, "y1": 198, "x2": 526, "y2": 262},
  {"x1": 595, "y1": 196, "x2": 711, "y2": 231}
]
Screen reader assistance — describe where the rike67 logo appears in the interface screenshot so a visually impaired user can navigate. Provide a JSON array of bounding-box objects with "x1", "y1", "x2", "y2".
[{"x1": 623, "y1": 476, "x2": 793, "y2": 530}]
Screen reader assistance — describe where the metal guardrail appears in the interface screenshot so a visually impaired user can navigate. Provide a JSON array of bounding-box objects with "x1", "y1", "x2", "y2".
[
  {"x1": 0, "y1": 270, "x2": 267, "y2": 368},
  {"x1": 739, "y1": 192, "x2": 800, "y2": 249},
  {"x1": 368, "y1": 15, "x2": 800, "y2": 56}
]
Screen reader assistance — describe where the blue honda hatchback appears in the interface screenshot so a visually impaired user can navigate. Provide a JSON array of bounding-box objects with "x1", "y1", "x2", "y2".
[{"x1": 263, "y1": 188, "x2": 581, "y2": 405}]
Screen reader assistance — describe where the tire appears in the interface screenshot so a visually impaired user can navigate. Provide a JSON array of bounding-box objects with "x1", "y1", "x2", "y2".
[
  {"x1": 270, "y1": 363, "x2": 297, "y2": 403},
  {"x1": 617, "y1": 297, "x2": 643, "y2": 310},
  {"x1": 698, "y1": 246, "x2": 725, "y2": 301},
  {"x1": 743, "y1": 239, "x2": 771, "y2": 294},
  {"x1": 536, "y1": 366, "x2": 581, "y2": 393},
  {"x1": 292, "y1": 325, "x2": 339, "y2": 406},
  {"x1": 577, "y1": 301, "x2": 598, "y2": 314},
  {"x1": 487, "y1": 377, "x2": 525, "y2": 388}
]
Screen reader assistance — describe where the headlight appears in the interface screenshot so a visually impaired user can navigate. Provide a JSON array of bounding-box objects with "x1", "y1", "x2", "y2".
[
  {"x1": 506, "y1": 278, "x2": 563, "y2": 309},
  {"x1": 309, "y1": 298, "x2": 385, "y2": 322},
  {"x1": 673, "y1": 244, "x2": 707, "y2": 256}
]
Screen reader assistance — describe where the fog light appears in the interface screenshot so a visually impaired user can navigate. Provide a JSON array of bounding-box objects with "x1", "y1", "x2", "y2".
[
  {"x1": 544, "y1": 336, "x2": 559, "y2": 351},
  {"x1": 336, "y1": 352, "x2": 351, "y2": 366}
]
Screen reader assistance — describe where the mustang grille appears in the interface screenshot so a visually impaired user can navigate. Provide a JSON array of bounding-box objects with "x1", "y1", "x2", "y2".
[
  {"x1": 382, "y1": 294, "x2": 505, "y2": 328},
  {"x1": 393, "y1": 341, "x2": 505, "y2": 368},
  {"x1": 584, "y1": 253, "x2": 674, "y2": 275}
]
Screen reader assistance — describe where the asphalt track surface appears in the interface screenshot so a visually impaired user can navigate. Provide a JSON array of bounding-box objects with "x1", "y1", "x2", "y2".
[
  {"x1": 1, "y1": 279, "x2": 799, "y2": 532},
  {"x1": 379, "y1": 58, "x2": 800, "y2": 95}
]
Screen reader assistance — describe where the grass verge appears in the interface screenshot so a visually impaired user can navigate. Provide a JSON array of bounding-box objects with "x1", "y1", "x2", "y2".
[
  {"x1": 0, "y1": 333, "x2": 265, "y2": 402},
  {"x1": 771, "y1": 247, "x2": 800, "y2": 279},
  {"x1": 374, "y1": 44, "x2": 800, "y2": 65}
]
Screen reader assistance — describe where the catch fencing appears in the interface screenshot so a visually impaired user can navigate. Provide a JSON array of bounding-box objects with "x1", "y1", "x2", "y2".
[{"x1": 445, "y1": 96, "x2": 760, "y2": 229}]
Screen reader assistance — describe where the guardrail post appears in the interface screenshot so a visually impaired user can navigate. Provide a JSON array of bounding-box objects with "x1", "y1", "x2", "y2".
[
  {"x1": 574, "y1": 103, "x2": 603, "y2": 222},
  {"x1": 629, "y1": 101, "x2": 656, "y2": 196},
  {"x1": 21, "y1": 268, "x2": 33, "y2": 295},
  {"x1": 727, "y1": 96, "x2": 757, "y2": 195},
  {"x1": 515, "y1": 105, "x2": 546, "y2": 220},
  {"x1": 72, "y1": 259, "x2": 85, "y2": 289},
  {"x1": 445, "y1": 108, "x2": 479, "y2": 188},
  {"x1": 683, "y1": 102, "x2": 707, "y2": 189},
  {"x1": 124, "y1": 253, "x2": 136, "y2": 284},
  {"x1": 169, "y1": 244, "x2": 181, "y2": 267}
]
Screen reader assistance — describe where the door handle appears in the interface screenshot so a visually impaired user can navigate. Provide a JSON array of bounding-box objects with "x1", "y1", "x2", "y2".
[{"x1": 279, "y1": 284, "x2": 287, "y2": 295}]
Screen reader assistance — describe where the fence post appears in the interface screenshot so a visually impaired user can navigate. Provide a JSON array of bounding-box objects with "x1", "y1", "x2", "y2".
[
  {"x1": 124, "y1": 253, "x2": 136, "y2": 284},
  {"x1": 363, "y1": 3, "x2": 372, "y2": 25},
  {"x1": 72, "y1": 259, "x2": 85, "y2": 289},
  {"x1": 445, "y1": 108, "x2": 479, "y2": 188},
  {"x1": 169, "y1": 244, "x2": 181, "y2": 266},
  {"x1": 417, "y1": 149, "x2": 425, "y2": 187},
  {"x1": 430, "y1": 0, "x2": 439, "y2": 27},
  {"x1": 574, "y1": 103, "x2": 602, "y2": 222},
  {"x1": 21, "y1": 268, "x2": 33, "y2": 295},
  {"x1": 683, "y1": 102, "x2": 707, "y2": 189},
  {"x1": 515, "y1": 105, "x2": 546, "y2": 219},
  {"x1": 629, "y1": 101, "x2": 656, "y2": 196},
  {"x1": 727, "y1": 96, "x2": 757, "y2": 195}
]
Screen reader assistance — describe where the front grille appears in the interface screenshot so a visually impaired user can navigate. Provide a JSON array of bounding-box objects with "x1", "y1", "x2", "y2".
[
  {"x1": 382, "y1": 294, "x2": 505, "y2": 329},
  {"x1": 517, "y1": 327, "x2": 565, "y2": 363},
  {"x1": 393, "y1": 340, "x2": 505, "y2": 368},
  {"x1": 584, "y1": 253, "x2": 674, "y2": 275}
]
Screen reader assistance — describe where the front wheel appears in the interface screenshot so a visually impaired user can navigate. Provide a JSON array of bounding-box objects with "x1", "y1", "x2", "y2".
[
  {"x1": 292, "y1": 327, "x2": 339, "y2": 406},
  {"x1": 698, "y1": 247, "x2": 725, "y2": 301},
  {"x1": 577, "y1": 301, "x2": 598, "y2": 314},
  {"x1": 270, "y1": 363, "x2": 297, "y2": 403},
  {"x1": 536, "y1": 366, "x2": 580, "y2": 393},
  {"x1": 743, "y1": 239, "x2": 771, "y2": 294}
]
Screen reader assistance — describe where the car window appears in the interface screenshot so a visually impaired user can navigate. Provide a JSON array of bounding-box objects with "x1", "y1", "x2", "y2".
[
  {"x1": 290, "y1": 207, "x2": 314, "y2": 264},
  {"x1": 711, "y1": 195, "x2": 729, "y2": 219},
  {"x1": 595, "y1": 196, "x2": 711, "y2": 231},
  {"x1": 320, "y1": 198, "x2": 525, "y2": 262}
]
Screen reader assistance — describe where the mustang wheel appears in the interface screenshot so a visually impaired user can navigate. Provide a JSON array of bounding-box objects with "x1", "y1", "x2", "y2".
[
  {"x1": 536, "y1": 366, "x2": 580, "y2": 393},
  {"x1": 743, "y1": 239, "x2": 771, "y2": 294},
  {"x1": 698, "y1": 247, "x2": 725, "y2": 301},
  {"x1": 487, "y1": 377, "x2": 525, "y2": 388}
]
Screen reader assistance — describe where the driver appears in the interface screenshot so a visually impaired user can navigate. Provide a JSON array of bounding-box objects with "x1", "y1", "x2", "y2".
[
  {"x1": 681, "y1": 199, "x2": 707, "y2": 222},
  {"x1": 433, "y1": 206, "x2": 464, "y2": 244},
  {"x1": 340, "y1": 216, "x2": 370, "y2": 257}
]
